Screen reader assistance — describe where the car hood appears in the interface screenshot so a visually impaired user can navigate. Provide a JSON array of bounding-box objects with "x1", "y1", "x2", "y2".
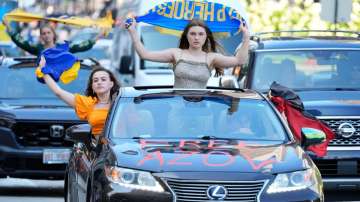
[
  {"x1": 111, "y1": 139, "x2": 310, "y2": 174},
  {"x1": 297, "y1": 91, "x2": 360, "y2": 116},
  {"x1": 0, "y1": 98, "x2": 79, "y2": 121}
]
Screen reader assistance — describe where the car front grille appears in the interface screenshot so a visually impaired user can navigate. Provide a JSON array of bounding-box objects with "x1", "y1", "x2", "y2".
[
  {"x1": 164, "y1": 178, "x2": 265, "y2": 202},
  {"x1": 319, "y1": 118, "x2": 360, "y2": 146},
  {"x1": 12, "y1": 121, "x2": 81, "y2": 147},
  {"x1": 314, "y1": 159, "x2": 360, "y2": 177}
]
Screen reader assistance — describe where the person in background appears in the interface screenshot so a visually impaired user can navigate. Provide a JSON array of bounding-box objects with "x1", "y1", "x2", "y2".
[
  {"x1": 4, "y1": 21, "x2": 104, "y2": 56},
  {"x1": 125, "y1": 19, "x2": 250, "y2": 89}
]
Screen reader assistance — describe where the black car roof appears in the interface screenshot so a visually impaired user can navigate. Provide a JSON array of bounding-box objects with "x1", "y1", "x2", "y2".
[
  {"x1": 256, "y1": 38, "x2": 360, "y2": 50},
  {"x1": 250, "y1": 30, "x2": 360, "y2": 50},
  {"x1": 119, "y1": 86, "x2": 264, "y2": 100}
]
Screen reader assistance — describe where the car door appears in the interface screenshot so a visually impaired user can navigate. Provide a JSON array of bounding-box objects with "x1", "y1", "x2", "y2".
[{"x1": 73, "y1": 142, "x2": 93, "y2": 201}]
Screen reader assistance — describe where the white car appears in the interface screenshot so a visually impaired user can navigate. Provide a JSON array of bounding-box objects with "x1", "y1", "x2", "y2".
[{"x1": 74, "y1": 39, "x2": 112, "y2": 69}]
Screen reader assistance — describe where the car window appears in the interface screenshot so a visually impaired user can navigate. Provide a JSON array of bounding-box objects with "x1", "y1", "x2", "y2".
[
  {"x1": 0, "y1": 65, "x2": 91, "y2": 99},
  {"x1": 111, "y1": 96, "x2": 287, "y2": 141},
  {"x1": 252, "y1": 50, "x2": 360, "y2": 91}
]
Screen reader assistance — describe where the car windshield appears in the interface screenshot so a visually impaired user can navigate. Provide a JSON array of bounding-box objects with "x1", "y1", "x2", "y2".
[
  {"x1": 141, "y1": 26, "x2": 243, "y2": 70},
  {"x1": 111, "y1": 95, "x2": 287, "y2": 141},
  {"x1": 252, "y1": 50, "x2": 360, "y2": 92},
  {"x1": 0, "y1": 65, "x2": 91, "y2": 99}
]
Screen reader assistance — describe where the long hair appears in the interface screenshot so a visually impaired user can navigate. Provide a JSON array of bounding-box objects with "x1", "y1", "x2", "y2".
[
  {"x1": 85, "y1": 67, "x2": 121, "y2": 102},
  {"x1": 178, "y1": 19, "x2": 223, "y2": 76}
]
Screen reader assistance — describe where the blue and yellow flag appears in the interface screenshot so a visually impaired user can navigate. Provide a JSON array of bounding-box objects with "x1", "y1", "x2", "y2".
[
  {"x1": 36, "y1": 42, "x2": 80, "y2": 84},
  {"x1": 135, "y1": 0, "x2": 245, "y2": 36}
]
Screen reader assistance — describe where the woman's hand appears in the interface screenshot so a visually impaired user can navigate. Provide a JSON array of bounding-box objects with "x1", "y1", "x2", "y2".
[
  {"x1": 2, "y1": 20, "x2": 10, "y2": 30},
  {"x1": 38, "y1": 56, "x2": 46, "y2": 69},
  {"x1": 124, "y1": 17, "x2": 137, "y2": 32}
]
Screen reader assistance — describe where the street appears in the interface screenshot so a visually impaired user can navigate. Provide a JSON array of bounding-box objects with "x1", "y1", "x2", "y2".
[
  {"x1": 0, "y1": 178, "x2": 63, "y2": 202},
  {"x1": 0, "y1": 178, "x2": 359, "y2": 202}
]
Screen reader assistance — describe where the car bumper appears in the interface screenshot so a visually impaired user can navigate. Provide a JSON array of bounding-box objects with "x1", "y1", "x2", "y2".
[
  {"x1": 0, "y1": 130, "x2": 67, "y2": 179},
  {"x1": 103, "y1": 182, "x2": 172, "y2": 202},
  {"x1": 101, "y1": 183, "x2": 322, "y2": 202},
  {"x1": 98, "y1": 177, "x2": 323, "y2": 202}
]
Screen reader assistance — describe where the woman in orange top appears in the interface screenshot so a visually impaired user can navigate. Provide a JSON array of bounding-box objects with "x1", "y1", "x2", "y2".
[{"x1": 38, "y1": 56, "x2": 120, "y2": 136}]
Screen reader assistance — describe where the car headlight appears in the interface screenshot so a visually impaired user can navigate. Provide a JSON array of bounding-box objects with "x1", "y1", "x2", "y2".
[
  {"x1": 106, "y1": 167, "x2": 164, "y2": 192},
  {"x1": 267, "y1": 169, "x2": 315, "y2": 194}
]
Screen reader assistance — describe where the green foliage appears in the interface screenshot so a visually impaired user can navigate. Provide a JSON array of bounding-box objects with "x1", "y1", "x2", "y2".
[{"x1": 243, "y1": 0, "x2": 360, "y2": 34}]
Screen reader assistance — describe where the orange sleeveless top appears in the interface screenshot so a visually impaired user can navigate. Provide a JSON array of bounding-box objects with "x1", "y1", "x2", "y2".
[{"x1": 74, "y1": 94, "x2": 109, "y2": 135}]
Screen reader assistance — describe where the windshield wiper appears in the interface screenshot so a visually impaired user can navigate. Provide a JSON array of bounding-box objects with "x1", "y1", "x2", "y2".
[
  {"x1": 198, "y1": 135, "x2": 235, "y2": 140},
  {"x1": 145, "y1": 66, "x2": 171, "y2": 70},
  {"x1": 334, "y1": 88, "x2": 360, "y2": 91}
]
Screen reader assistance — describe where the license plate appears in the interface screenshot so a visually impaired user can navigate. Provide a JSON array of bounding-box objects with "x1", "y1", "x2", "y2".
[{"x1": 43, "y1": 149, "x2": 71, "y2": 164}]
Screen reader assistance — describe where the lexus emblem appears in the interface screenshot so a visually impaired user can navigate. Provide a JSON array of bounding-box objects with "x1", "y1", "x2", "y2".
[
  {"x1": 206, "y1": 185, "x2": 227, "y2": 200},
  {"x1": 50, "y1": 125, "x2": 64, "y2": 138},
  {"x1": 337, "y1": 123, "x2": 356, "y2": 138}
]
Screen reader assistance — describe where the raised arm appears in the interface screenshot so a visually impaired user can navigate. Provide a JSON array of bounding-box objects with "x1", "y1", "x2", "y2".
[
  {"x1": 211, "y1": 26, "x2": 250, "y2": 69},
  {"x1": 126, "y1": 20, "x2": 177, "y2": 63},
  {"x1": 4, "y1": 21, "x2": 41, "y2": 55},
  {"x1": 38, "y1": 57, "x2": 76, "y2": 107}
]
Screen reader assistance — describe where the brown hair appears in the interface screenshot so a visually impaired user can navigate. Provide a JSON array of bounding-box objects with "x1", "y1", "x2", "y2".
[
  {"x1": 39, "y1": 23, "x2": 57, "y2": 43},
  {"x1": 85, "y1": 67, "x2": 120, "y2": 102},
  {"x1": 179, "y1": 19, "x2": 223, "y2": 76}
]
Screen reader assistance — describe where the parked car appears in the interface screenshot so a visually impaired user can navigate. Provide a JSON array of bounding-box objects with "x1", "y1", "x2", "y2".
[
  {"x1": 242, "y1": 30, "x2": 360, "y2": 190},
  {"x1": 74, "y1": 39, "x2": 112, "y2": 70},
  {"x1": 0, "y1": 41, "x2": 24, "y2": 57},
  {"x1": 0, "y1": 57, "x2": 96, "y2": 179},
  {"x1": 65, "y1": 86, "x2": 324, "y2": 202}
]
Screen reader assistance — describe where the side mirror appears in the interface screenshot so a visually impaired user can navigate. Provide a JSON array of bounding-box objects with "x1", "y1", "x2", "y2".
[
  {"x1": 65, "y1": 124, "x2": 92, "y2": 147},
  {"x1": 119, "y1": 55, "x2": 133, "y2": 74},
  {"x1": 301, "y1": 127, "x2": 326, "y2": 148}
]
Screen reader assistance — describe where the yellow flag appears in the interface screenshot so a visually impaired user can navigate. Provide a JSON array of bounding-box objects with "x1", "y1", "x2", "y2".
[
  {"x1": 4, "y1": 9, "x2": 113, "y2": 30},
  {"x1": 0, "y1": 24, "x2": 11, "y2": 41}
]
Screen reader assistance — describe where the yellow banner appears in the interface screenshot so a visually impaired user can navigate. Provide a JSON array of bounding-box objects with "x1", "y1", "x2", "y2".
[
  {"x1": 4, "y1": 9, "x2": 113, "y2": 30},
  {"x1": 0, "y1": 23, "x2": 11, "y2": 41}
]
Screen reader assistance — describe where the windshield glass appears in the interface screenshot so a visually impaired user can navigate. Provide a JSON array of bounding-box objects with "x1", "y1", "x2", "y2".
[
  {"x1": 252, "y1": 50, "x2": 360, "y2": 91},
  {"x1": 0, "y1": 66, "x2": 91, "y2": 98},
  {"x1": 140, "y1": 26, "x2": 243, "y2": 70},
  {"x1": 111, "y1": 96, "x2": 287, "y2": 141}
]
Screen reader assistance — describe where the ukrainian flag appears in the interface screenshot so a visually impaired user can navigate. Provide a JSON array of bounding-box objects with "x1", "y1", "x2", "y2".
[
  {"x1": 135, "y1": 0, "x2": 245, "y2": 37},
  {"x1": 35, "y1": 42, "x2": 80, "y2": 84}
]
